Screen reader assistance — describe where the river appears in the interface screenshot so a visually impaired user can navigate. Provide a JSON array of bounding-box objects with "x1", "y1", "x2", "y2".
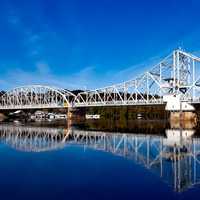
[{"x1": 0, "y1": 120, "x2": 199, "y2": 200}]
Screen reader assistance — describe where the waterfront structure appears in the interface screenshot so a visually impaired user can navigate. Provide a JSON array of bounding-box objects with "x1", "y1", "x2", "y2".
[
  {"x1": 0, "y1": 49, "x2": 200, "y2": 111},
  {"x1": 85, "y1": 114, "x2": 100, "y2": 119},
  {"x1": 30, "y1": 111, "x2": 67, "y2": 121}
]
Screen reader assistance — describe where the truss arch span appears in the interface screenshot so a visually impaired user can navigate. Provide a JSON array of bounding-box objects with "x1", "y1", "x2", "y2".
[{"x1": 0, "y1": 85, "x2": 76, "y2": 109}]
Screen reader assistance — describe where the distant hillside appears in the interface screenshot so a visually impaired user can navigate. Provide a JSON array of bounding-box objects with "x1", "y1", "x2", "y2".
[
  {"x1": 70, "y1": 90, "x2": 85, "y2": 95},
  {"x1": 0, "y1": 91, "x2": 6, "y2": 97}
]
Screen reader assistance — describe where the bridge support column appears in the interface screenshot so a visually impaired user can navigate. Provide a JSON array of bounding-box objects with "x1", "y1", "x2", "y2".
[
  {"x1": 67, "y1": 107, "x2": 73, "y2": 120},
  {"x1": 0, "y1": 113, "x2": 6, "y2": 122},
  {"x1": 67, "y1": 107, "x2": 81, "y2": 122},
  {"x1": 163, "y1": 95, "x2": 197, "y2": 126},
  {"x1": 163, "y1": 95, "x2": 195, "y2": 112}
]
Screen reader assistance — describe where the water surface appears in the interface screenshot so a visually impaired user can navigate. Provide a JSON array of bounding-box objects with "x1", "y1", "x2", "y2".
[{"x1": 0, "y1": 123, "x2": 200, "y2": 200}]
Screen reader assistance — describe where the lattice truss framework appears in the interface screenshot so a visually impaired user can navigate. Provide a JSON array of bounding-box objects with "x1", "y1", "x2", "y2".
[
  {"x1": 73, "y1": 50, "x2": 200, "y2": 107},
  {"x1": 0, "y1": 85, "x2": 76, "y2": 109},
  {"x1": 1, "y1": 49, "x2": 200, "y2": 109}
]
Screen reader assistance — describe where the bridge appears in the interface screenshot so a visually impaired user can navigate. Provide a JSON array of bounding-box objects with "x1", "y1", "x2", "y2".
[
  {"x1": 0, "y1": 124, "x2": 200, "y2": 192},
  {"x1": 1, "y1": 49, "x2": 200, "y2": 110}
]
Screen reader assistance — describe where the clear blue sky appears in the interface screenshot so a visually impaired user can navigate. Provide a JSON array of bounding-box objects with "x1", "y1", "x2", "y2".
[{"x1": 0, "y1": 0, "x2": 200, "y2": 90}]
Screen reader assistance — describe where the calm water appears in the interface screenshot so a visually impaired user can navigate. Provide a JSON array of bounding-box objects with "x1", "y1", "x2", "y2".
[{"x1": 0, "y1": 123, "x2": 200, "y2": 200}]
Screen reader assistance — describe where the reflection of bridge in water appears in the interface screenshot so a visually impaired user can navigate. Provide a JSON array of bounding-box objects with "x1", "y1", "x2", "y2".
[
  {"x1": 0, "y1": 126, "x2": 69, "y2": 152},
  {"x1": 0, "y1": 124, "x2": 200, "y2": 192}
]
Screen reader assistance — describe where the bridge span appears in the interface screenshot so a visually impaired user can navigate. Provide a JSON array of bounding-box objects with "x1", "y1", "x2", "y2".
[{"x1": 1, "y1": 49, "x2": 200, "y2": 111}]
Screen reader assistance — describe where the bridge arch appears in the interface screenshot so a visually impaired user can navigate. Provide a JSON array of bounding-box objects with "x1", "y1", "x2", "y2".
[{"x1": 0, "y1": 85, "x2": 76, "y2": 109}]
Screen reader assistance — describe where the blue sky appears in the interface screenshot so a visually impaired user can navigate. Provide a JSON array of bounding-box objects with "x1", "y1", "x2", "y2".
[{"x1": 1, "y1": 0, "x2": 200, "y2": 90}]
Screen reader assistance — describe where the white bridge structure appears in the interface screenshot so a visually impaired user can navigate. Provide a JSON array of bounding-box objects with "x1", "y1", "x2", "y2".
[
  {"x1": 0, "y1": 124, "x2": 200, "y2": 192},
  {"x1": 1, "y1": 49, "x2": 200, "y2": 110}
]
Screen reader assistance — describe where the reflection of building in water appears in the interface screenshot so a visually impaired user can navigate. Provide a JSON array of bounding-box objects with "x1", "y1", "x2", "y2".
[{"x1": 0, "y1": 124, "x2": 200, "y2": 192}]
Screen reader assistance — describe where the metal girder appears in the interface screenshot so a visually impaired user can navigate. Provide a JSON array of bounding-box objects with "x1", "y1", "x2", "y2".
[
  {"x1": 73, "y1": 49, "x2": 200, "y2": 107},
  {"x1": 1, "y1": 49, "x2": 200, "y2": 109},
  {"x1": 0, "y1": 85, "x2": 76, "y2": 109}
]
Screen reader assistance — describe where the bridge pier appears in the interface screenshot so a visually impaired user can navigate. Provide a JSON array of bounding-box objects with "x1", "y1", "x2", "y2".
[
  {"x1": 67, "y1": 108, "x2": 73, "y2": 120},
  {"x1": 163, "y1": 95, "x2": 197, "y2": 124},
  {"x1": 67, "y1": 107, "x2": 80, "y2": 121},
  {"x1": 170, "y1": 111, "x2": 197, "y2": 128},
  {"x1": 0, "y1": 113, "x2": 6, "y2": 122}
]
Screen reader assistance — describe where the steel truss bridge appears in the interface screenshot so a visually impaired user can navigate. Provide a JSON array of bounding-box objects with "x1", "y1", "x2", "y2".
[
  {"x1": 0, "y1": 124, "x2": 200, "y2": 192},
  {"x1": 1, "y1": 49, "x2": 200, "y2": 110}
]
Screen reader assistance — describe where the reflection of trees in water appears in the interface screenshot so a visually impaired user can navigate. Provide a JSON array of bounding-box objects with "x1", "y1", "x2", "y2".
[
  {"x1": 0, "y1": 124, "x2": 200, "y2": 192},
  {"x1": 83, "y1": 119, "x2": 169, "y2": 134},
  {"x1": 83, "y1": 105, "x2": 168, "y2": 131}
]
